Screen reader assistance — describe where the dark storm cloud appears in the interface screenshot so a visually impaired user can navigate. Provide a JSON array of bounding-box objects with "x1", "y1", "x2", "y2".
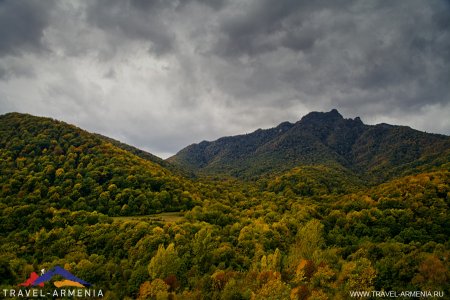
[
  {"x1": 192, "y1": 0, "x2": 226, "y2": 10},
  {"x1": 83, "y1": 0, "x2": 229, "y2": 57},
  {"x1": 85, "y1": 0, "x2": 225, "y2": 57},
  {"x1": 211, "y1": 0, "x2": 450, "y2": 115},
  {"x1": 214, "y1": 0, "x2": 353, "y2": 57},
  {"x1": 0, "y1": 0, "x2": 54, "y2": 56},
  {"x1": 0, "y1": 0, "x2": 449, "y2": 157},
  {"x1": 85, "y1": 0, "x2": 176, "y2": 56},
  {"x1": 0, "y1": 66, "x2": 6, "y2": 79}
]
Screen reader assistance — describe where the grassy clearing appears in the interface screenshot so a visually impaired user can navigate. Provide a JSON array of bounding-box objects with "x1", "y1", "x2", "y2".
[{"x1": 111, "y1": 211, "x2": 185, "y2": 223}]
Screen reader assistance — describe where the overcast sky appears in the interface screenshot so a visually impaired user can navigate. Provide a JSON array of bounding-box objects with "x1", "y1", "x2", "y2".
[{"x1": 1, "y1": 0, "x2": 449, "y2": 158}]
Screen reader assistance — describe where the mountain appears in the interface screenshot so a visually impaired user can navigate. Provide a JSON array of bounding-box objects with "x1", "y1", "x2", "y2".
[
  {"x1": 0, "y1": 112, "x2": 199, "y2": 222},
  {"x1": 1, "y1": 111, "x2": 449, "y2": 298},
  {"x1": 168, "y1": 109, "x2": 450, "y2": 181}
]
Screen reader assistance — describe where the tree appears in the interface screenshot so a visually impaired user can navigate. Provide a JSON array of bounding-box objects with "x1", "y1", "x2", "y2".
[
  {"x1": 148, "y1": 243, "x2": 182, "y2": 280},
  {"x1": 412, "y1": 255, "x2": 449, "y2": 290},
  {"x1": 339, "y1": 258, "x2": 376, "y2": 294},
  {"x1": 192, "y1": 228, "x2": 216, "y2": 274},
  {"x1": 260, "y1": 248, "x2": 282, "y2": 272},
  {"x1": 252, "y1": 278, "x2": 291, "y2": 300},
  {"x1": 138, "y1": 279, "x2": 169, "y2": 300},
  {"x1": 0, "y1": 257, "x2": 17, "y2": 285},
  {"x1": 288, "y1": 219, "x2": 324, "y2": 268}
]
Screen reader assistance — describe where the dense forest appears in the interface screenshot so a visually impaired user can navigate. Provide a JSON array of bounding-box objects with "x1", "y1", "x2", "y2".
[{"x1": 1, "y1": 112, "x2": 449, "y2": 299}]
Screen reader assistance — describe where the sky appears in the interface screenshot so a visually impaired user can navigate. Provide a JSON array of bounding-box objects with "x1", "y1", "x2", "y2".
[{"x1": 0, "y1": 0, "x2": 449, "y2": 158}]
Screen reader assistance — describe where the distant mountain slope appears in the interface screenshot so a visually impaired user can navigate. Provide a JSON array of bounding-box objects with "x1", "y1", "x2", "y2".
[
  {"x1": 0, "y1": 113, "x2": 199, "y2": 218},
  {"x1": 168, "y1": 109, "x2": 450, "y2": 181},
  {"x1": 93, "y1": 133, "x2": 168, "y2": 167},
  {"x1": 93, "y1": 133, "x2": 189, "y2": 176}
]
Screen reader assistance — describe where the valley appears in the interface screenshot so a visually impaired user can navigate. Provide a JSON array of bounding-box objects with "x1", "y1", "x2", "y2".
[{"x1": 0, "y1": 111, "x2": 449, "y2": 299}]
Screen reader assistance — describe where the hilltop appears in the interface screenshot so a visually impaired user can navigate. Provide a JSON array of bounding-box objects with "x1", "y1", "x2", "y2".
[
  {"x1": 0, "y1": 112, "x2": 199, "y2": 220},
  {"x1": 168, "y1": 109, "x2": 450, "y2": 181}
]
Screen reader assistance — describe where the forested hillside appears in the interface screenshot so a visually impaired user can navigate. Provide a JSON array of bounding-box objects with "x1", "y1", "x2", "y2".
[
  {"x1": 1, "y1": 112, "x2": 449, "y2": 299},
  {"x1": 0, "y1": 113, "x2": 200, "y2": 219}
]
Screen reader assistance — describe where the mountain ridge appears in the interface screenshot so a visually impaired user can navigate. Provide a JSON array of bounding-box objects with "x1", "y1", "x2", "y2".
[
  {"x1": 2, "y1": 110, "x2": 449, "y2": 184},
  {"x1": 168, "y1": 109, "x2": 450, "y2": 181},
  {"x1": 1, "y1": 111, "x2": 449, "y2": 298}
]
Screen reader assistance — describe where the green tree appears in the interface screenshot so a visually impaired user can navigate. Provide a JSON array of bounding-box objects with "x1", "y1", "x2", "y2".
[
  {"x1": 288, "y1": 219, "x2": 324, "y2": 267},
  {"x1": 148, "y1": 243, "x2": 182, "y2": 280}
]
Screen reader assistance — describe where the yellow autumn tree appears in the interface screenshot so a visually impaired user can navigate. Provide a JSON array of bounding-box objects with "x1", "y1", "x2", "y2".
[{"x1": 148, "y1": 243, "x2": 182, "y2": 280}]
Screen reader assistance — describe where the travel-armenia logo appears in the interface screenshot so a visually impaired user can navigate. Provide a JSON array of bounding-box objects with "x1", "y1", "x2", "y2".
[{"x1": 3, "y1": 265, "x2": 103, "y2": 298}]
